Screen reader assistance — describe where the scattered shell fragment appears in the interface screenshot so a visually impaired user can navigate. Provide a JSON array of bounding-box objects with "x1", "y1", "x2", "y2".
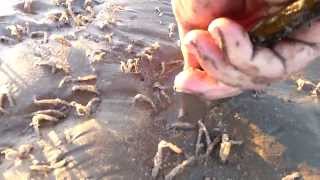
[
  {"x1": 1, "y1": 144, "x2": 33, "y2": 161},
  {"x1": 70, "y1": 101, "x2": 88, "y2": 117},
  {"x1": 153, "y1": 82, "x2": 171, "y2": 105},
  {"x1": 143, "y1": 41, "x2": 160, "y2": 55},
  {"x1": 84, "y1": 0, "x2": 93, "y2": 8},
  {"x1": 159, "y1": 60, "x2": 183, "y2": 77},
  {"x1": 152, "y1": 41, "x2": 160, "y2": 50},
  {"x1": 195, "y1": 121, "x2": 242, "y2": 164},
  {"x1": 6, "y1": 24, "x2": 26, "y2": 41},
  {"x1": 105, "y1": 33, "x2": 113, "y2": 44},
  {"x1": 152, "y1": 140, "x2": 183, "y2": 178},
  {"x1": 312, "y1": 82, "x2": 320, "y2": 96},
  {"x1": 32, "y1": 114, "x2": 60, "y2": 123},
  {"x1": 59, "y1": 76, "x2": 73, "y2": 88},
  {"x1": 120, "y1": 61, "x2": 127, "y2": 72},
  {"x1": 59, "y1": 75, "x2": 97, "y2": 88},
  {"x1": 96, "y1": 4, "x2": 124, "y2": 28},
  {"x1": 126, "y1": 43, "x2": 134, "y2": 53},
  {"x1": 120, "y1": 59, "x2": 138, "y2": 73},
  {"x1": 58, "y1": 11, "x2": 70, "y2": 25},
  {"x1": 47, "y1": 149, "x2": 64, "y2": 164},
  {"x1": 295, "y1": 79, "x2": 320, "y2": 96},
  {"x1": 33, "y1": 98, "x2": 70, "y2": 107},
  {"x1": 51, "y1": 159, "x2": 68, "y2": 169},
  {"x1": 86, "y1": 97, "x2": 101, "y2": 114},
  {"x1": 53, "y1": 0, "x2": 65, "y2": 6},
  {"x1": 30, "y1": 164, "x2": 52, "y2": 173},
  {"x1": 50, "y1": 34, "x2": 72, "y2": 47},
  {"x1": 1, "y1": 148, "x2": 19, "y2": 161},
  {"x1": 219, "y1": 134, "x2": 243, "y2": 163},
  {"x1": 219, "y1": 138, "x2": 231, "y2": 163},
  {"x1": 18, "y1": 144, "x2": 34, "y2": 159},
  {"x1": 70, "y1": 97, "x2": 101, "y2": 117},
  {"x1": 86, "y1": 6, "x2": 95, "y2": 17},
  {"x1": 160, "y1": 61, "x2": 166, "y2": 75},
  {"x1": 164, "y1": 156, "x2": 196, "y2": 180},
  {"x1": 77, "y1": 14, "x2": 91, "y2": 25},
  {"x1": 72, "y1": 85, "x2": 100, "y2": 95},
  {"x1": 30, "y1": 114, "x2": 60, "y2": 136},
  {"x1": 91, "y1": 50, "x2": 107, "y2": 63},
  {"x1": 31, "y1": 114, "x2": 60, "y2": 126},
  {"x1": 296, "y1": 78, "x2": 316, "y2": 92},
  {"x1": 281, "y1": 172, "x2": 301, "y2": 180},
  {"x1": 76, "y1": 74, "x2": 97, "y2": 82},
  {"x1": 31, "y1": 109, "x2": 67, "y2": 119},
  {"x1": 160, "y1": 140, "x2": 183, "y2": 154},
  {"x1": 169, "y1": 122, "x2": 195, "y2": 131},
  {"x1": 66, "y1": 0, "x2": 82, "y2": 26},
  {"x1": 133, "y1": 94, "x2": 157, "y2": 112},
  {"x1": 168, "y1": 23, "x2": 176, "y2": 38}
]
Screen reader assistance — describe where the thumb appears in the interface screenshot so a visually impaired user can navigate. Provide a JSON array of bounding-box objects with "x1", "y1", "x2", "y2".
[{"x1": 174, "y1": 68, "x2": 242, "y2": 100}]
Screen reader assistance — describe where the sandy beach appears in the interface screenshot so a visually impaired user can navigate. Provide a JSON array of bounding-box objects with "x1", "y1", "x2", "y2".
[{"x1": 0, "y1": 0, "x2": 319, "y2": 179}]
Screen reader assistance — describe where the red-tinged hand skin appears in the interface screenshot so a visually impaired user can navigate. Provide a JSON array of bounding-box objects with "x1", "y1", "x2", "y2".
[
  {"x1": 172, "y1": 0, "x2": 320, "y2": 100},
  {"x1": 174, "y1": 68, "x2": 242, "y2": 100},
  {"x1": 181, "y1": 29, "x2": 266, "y2": 90},
  {"x1": 172, "y1": 0, "x2": 266, "y2": 38}
]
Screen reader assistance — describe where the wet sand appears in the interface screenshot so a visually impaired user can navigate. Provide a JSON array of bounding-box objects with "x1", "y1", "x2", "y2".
[{"x1": 0, "y1": 0, "x2": 319, "y2": 179}]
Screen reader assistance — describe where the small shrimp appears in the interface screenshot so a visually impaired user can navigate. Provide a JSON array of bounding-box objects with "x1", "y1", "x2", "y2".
[{"x1": 250, "y1": 0, "x2": 320, "y2": 46}]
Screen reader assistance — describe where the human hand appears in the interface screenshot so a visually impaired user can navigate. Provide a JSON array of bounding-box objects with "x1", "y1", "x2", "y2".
[{"x1": 172, "y1": 0, "x2": 320, "y2": 100}]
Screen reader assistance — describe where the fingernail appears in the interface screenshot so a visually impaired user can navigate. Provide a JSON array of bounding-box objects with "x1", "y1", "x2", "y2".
[{"x1": 212, "y1": 27, "x2": 224, "y2": 49}]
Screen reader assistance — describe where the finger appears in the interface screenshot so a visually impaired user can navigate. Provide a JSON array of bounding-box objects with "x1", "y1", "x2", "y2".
[
  {"x1": 273, "y1": 40, "x2": 320, "y2": 75},
  {"x1": 172, "y1": 0, "x2": 243, "y2": 30},
  {"x1": 293, "y1": 21, "x2": 320, "y2": 43},
  {"x1": 183, "y1": 29, "x2": 266, "y2": 89},
  {"x1": 172, "y1": 0, "x2": 293, "y2": 38},
  {"x1": 174, "y1": 68, "x2": 242, "y2": 100},
  {"x1": 208, "y1": 18, "x2": 285, "y2": 79},
  {"x1": 171, "y1": 0, "x2": 265, "y2": 38},
  {"x1": 278, "y1": 21, "x2": 320, "y2": 73},
  {"x1": 181, "y1": 32, "x2": 200, "y2": 69}
]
